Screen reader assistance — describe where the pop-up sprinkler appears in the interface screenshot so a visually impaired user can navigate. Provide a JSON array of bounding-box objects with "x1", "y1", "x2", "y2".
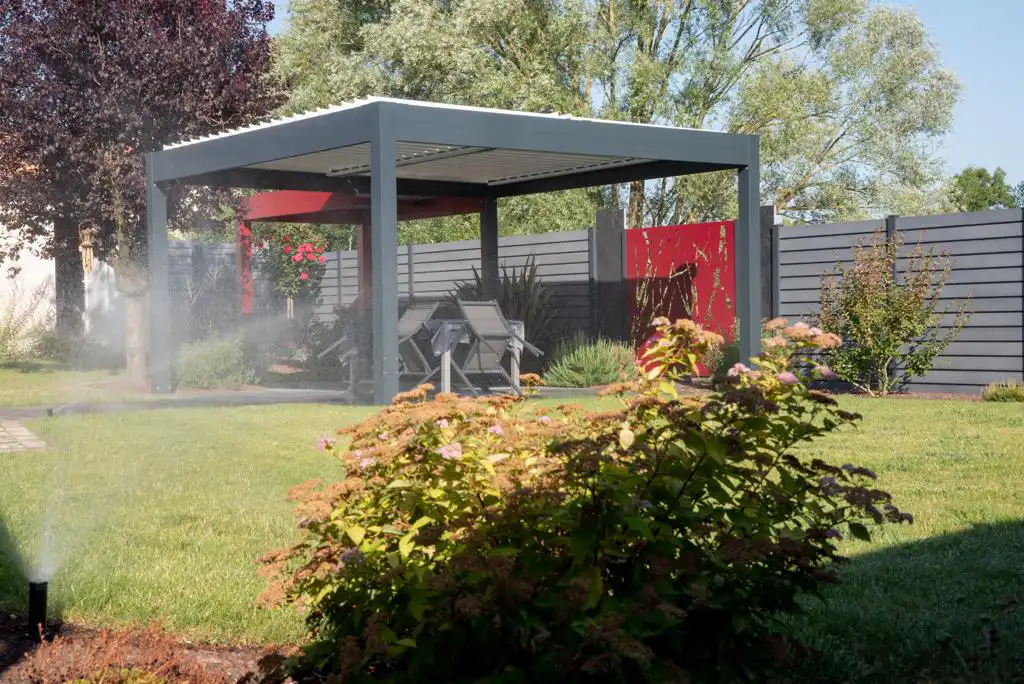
[{"x1": 28, "y1": 581, "x2": 47, "y2": 640}]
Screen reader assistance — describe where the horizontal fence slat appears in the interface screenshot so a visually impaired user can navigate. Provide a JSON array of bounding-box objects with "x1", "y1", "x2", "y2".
[
  {"x1": 898, "y1": 237, "x2": 1022, "y2": 258},
  {"x1": 895, "y1": 209, "x2": 1022, "y2": 231},
  {"x1": 931, "y1": 356, "x2": 1024, "y2": 372},
  {"x1": 778, "y1": 233, "x2": 867, "y2": 252},
  {"x1": 900, "y1": 222, "x2": 1022, "y2": 244},
  {"x1": 942, "y1": 341, "x2": 1024, "y2": 357},
  {"x1": 777, "y1": 220, "x2": 881, "y2": 239},
  {"x1": 910, "y1": 369, "x2": 1023, "y2": 387}
]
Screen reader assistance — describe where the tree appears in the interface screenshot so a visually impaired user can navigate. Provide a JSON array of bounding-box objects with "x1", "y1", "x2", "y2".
[
  {"x1": 0, "y1": 0, "x2": 281, "y2": 381},
  {"x1": 275, "y1": 0, "x2": 958, "y2": 230},
  {"x1": 947, "y1": 166, "x2": 1016, "y2": 212},
  {"x1": 1012, "y1": 180, "x2": 1024, "y2": 209}
]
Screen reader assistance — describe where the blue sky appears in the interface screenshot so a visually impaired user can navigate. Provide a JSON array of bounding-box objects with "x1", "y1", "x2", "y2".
[{"x1": 268, "y1": 0, "x2": 1023, "y2": 184}]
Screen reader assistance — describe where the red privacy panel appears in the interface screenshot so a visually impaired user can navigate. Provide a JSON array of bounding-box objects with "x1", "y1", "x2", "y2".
[{"x1": 627, "y1": 221, "x2": 736, "y2": 364}]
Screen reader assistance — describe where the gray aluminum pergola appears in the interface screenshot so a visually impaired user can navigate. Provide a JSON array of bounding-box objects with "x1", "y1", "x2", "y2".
[{"x1": 146, "y1": 97, "x2": 761, "y2": 404}]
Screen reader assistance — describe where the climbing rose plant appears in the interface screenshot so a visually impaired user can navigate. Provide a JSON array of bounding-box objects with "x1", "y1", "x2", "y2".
[
  {"x1": 260, "y1": 318, "x2": 911, "y2": 683},
  {"x1": 253, "y1": 224, "x2": 330, "y2": 298}
]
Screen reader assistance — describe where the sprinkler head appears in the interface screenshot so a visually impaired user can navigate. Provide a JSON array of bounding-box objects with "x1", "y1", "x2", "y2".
[{"x1": 28, "y1": 581, "x2": 48, "y2": 641}]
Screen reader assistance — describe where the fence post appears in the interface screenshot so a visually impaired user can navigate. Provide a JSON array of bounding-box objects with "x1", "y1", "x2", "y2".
[
  {"x1": 760, "y1": 205, "x2": 776, "y2": 319},
  {"x1": 593, "y1": 208, "x2": 627, "y2": 341},
  {"x1": 885, "y1": 214, "x2": 899, "y2": 280}
]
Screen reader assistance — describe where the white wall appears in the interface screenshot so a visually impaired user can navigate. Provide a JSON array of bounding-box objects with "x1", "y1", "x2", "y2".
[{"x1": 0, "y1": 234, "x2": 124, "y2": 354}]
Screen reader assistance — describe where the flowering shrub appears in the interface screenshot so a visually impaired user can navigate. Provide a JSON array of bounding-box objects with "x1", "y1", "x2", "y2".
[
  {"x1": 818, "y1": 229, "x2": 970, "y2": 395},
  {"x1": 261, "y1": 318, "x2": 910, "y2": 683},
  {"x1": 252, "y1": 225, "x2": 331, "y2": 299}
]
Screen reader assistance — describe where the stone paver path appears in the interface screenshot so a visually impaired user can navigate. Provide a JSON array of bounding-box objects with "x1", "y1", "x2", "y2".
[{"x1": 0, "y1": 420, "x2": 47, "y2": 453}]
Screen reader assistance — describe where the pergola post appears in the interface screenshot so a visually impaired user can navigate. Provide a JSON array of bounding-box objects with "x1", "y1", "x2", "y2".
[
  {"x1": 480, "y1": 191, "x2": 500, "y2": 300},
  {"x1": 146, "y1": 156, "x2": 172, "y2": 394},
  {"x1": 370, "y1": 132, "x2": 400, "y2": 404},
  {"x1": 356, "y1": 219, "x2": 372, "y2": 309},
  {"x1": 735, "y1": 137, "x2": 762, "y2": 365}
]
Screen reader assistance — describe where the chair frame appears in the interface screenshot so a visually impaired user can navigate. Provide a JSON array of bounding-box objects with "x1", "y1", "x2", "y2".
[{"x1": 456, "y1": 299, "x2": 542, "y2": 396}]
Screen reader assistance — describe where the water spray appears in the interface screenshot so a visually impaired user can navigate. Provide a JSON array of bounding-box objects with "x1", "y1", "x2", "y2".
[{"x1": 28, "y1": 581, "x2": 48, "y2": 640}]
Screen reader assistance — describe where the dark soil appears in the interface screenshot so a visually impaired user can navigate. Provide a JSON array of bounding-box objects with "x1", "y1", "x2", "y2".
[{"x1": 0, "y1": 614, "x2": 295, "y2": 683}]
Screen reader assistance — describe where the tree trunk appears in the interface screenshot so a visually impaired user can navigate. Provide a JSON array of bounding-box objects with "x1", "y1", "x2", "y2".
[
  {"x1": 53, "y1": 217, "x2": 85, "y2": 336},
  {"x1": 124, "y1": 293, "x2": 149, "y2": 387},
  {"x1": 627, "y1": 180, "x2": 645, "y2": 228}
]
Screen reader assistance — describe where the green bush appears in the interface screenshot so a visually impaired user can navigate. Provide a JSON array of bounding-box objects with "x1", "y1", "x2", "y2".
[
  {"x1": 175, "y1": 335, "x2": 257, "y2": 390},
  {"x1": 262, "y1": 318, "x2": 910, "y2": 683},
  {"x1": 0, "y1": 278, "x2": 52, "y2": 360},
  {"x1": 982, "y1": 379, "x2": 1024, "y2": 402},
  {"x1": 543, "y1": 331, "x2": 639, "y2": 387},
  {"x1": 817, "y1": 229, "x2": 970, "y2": 395}
]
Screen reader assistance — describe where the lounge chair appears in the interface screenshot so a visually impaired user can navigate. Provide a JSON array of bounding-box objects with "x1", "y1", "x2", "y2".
[
  {"x1": 397, "y1": 301, "x2": 440, "y2": 381},
  {"x1": 456, "y1": 299, "x2": 542, "y2": 396}
]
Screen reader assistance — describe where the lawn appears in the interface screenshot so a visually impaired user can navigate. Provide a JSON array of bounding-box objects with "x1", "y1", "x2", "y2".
[
  {"x1": 0, "y1": 404, "x2": 375, "y2": 644},
  {"x1": 0, "y1": 396, "x2": 1021, "y2": 681},
  {"x1": 0, "y1": 362, "x2": 134, "y2": 408}
]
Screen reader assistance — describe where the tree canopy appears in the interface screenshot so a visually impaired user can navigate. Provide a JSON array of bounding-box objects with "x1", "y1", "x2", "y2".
[
  {"x1": 0, "y1": 0, "x2": 281, "y2": 327},
  {"x1": 947, "y1": 166, "x2": 1018, "y2": 213},
  {"x1": 274, "y1": 0, "x2": 959, "y2": 232}
]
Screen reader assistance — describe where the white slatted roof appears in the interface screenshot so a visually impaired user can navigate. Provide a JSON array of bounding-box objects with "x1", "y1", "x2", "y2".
[{"x1": 161, "y1": 97, "x2": 712, "y2": 186}]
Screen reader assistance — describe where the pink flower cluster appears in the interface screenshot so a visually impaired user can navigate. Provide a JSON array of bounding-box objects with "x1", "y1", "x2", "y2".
[{"x1": 279, "y1": 235, "x2": 327, "y2": 282}]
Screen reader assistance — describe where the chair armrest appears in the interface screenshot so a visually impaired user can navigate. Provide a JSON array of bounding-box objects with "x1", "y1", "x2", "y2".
[
  {"x1": 511, "y1": 332, "x2": 543, "y2": 357},
  {"x1": 318, "y1": 333, "x2": 351, "y2": 359}
]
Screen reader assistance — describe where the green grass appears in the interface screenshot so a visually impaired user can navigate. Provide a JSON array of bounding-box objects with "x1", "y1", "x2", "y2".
[
  {"x1": 0, "y1": 361, "x2": 135, "y2": 408},
  {"x1": 0, "y1": 395, "x2": 1021, "y2": 682},
  {"x1": 785, "y1": 397, "x2": 1024, "y2": 683},
  {"x1": 0, "y1": 404, "x2": 374, "y2": 644}
]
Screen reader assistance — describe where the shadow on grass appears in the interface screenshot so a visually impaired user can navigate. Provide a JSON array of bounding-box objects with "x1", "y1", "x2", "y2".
[
  {"x1": 790, "y1": 519, "x2": 1024, "y2": 683},
  {"x1": 0, "y1": 515, "x2": 34, "y2": 677},
  {"x1": 0, "y1": 360, "x2": 56, "y2": 374}
]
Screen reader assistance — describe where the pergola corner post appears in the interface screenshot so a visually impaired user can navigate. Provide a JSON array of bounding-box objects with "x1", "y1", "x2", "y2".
[
  {"x1": 370, "y1": 123, "x2": 400, "y2": 404},
  {"x1": 735, "y1": 136, "x2": 762, "y2": 366},
  {"x1": 480, "y1": 191, "x2": 500, "y2": 300},
  {"x1": 146, "y1": 155, "x2": 173, "y2": 394}
]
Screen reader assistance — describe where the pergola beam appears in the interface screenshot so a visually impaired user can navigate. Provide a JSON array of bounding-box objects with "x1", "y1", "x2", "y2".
[
  {"x1": 150, "y1": 105, "x2": 377, "y2": 182},
  {"x1": 177, "y1": 168, "x2": 490, "y2": 198},
  {"x1": 382, "y1": 100, "x2": 753, "y2": 166},
  {"x1": 495, "y1": 160, "x2": 733, "y2": 198}
]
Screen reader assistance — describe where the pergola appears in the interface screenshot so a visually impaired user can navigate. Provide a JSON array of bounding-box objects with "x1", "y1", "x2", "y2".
[{"x1": 147, "y1": 97, "x2": 761, "y2": 404}]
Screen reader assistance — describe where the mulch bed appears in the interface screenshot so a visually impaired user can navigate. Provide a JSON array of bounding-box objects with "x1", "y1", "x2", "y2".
[{"x1": 0, "y1": 614, "x2": 298, "y2": 683}]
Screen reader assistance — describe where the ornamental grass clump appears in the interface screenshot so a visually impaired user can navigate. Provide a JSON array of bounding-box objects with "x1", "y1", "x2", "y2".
[{"x1": 261, "y1": 318, "x2": 910, "y2": 683}]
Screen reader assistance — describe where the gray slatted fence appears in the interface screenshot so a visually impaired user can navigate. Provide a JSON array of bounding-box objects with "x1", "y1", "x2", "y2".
[
  {"x1": 315, "y1": 230, "x2": 594, "y2": 338},
  {"x1": 776, "y1": 209, "x2": 1024, "y2": 393}
]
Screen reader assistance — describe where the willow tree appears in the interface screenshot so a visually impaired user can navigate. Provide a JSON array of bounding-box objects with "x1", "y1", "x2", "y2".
[
  {"x1": 276, "y1": 0, "x2": 958, "y2": 229},
  {"x1": 0, "y1": 0, "x2": 281, "y2": 381}
]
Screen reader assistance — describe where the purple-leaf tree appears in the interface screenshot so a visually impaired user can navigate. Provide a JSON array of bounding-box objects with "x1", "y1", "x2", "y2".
[{"x1": 0, "y1": 0, "x2": 281, "y2": 382}]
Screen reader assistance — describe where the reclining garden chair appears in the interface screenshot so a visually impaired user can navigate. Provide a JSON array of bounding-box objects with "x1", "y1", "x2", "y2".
[
  {"x1": 396, "y1": 300, "x2": 440, "y2": 381},
  {"x1": 317, "y1": 322, "x2": 360, "y2": 397},
  {"x1": 318, "y1": 301, "x2": 440, "y2": 392},
  {"x1": 456, "y1": 299, "x2": 542, "y2": 396}
]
